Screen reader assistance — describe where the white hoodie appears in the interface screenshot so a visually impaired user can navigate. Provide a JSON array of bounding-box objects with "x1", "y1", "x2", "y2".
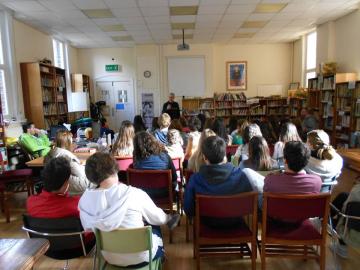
[{"x1": 78, "y1": 183, "x2": 168, "y2": 266}]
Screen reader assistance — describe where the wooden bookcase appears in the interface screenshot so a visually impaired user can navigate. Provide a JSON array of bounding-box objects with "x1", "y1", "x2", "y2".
[
  {"x1": 71, "y1": 73, "x2": 90, "y2": 92},
  {"x1": 320, "y1": 75, "x2": 336, "y2": 132},
  {"x1": 20, "y1": 62, "x2": 68, "y2": 130},
  {"x1": 289, "y1": 97, "x2": 307, "y2": 118},
  {"x1": 308, "y1": 77, "x2": 321, "y2": 115}
]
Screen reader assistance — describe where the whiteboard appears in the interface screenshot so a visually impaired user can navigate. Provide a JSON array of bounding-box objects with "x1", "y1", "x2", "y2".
[
  {"x1": 167, "y1": 57, "x2": 205, "y2": 97},
  {"x1": 256, "y1": 84, "x2": 284, "y2": 96}
]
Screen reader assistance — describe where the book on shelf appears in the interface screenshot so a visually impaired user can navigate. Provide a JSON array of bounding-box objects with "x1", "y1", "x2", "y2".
[
  {"x1": 42, "y1": 88, "x2": 53, "y2": 102},
  {"x1": 44, "y1": 103, "x2": 57, "y2": 115},
  {"x1": 40, "y1": 66, "x2": 50, "y2": 73},
  {"x1": 214, "y1": 92, "x2": 246, "y2": 101},
  {"x1": 41, "y1": 77, "x2": 54, "y2": 87},
  {"x1": 322, "y1": 76, "x2": 335, "y2": 89},
  {"x1": 56, "y1": 76, "x2": 66, "y2": 88}
]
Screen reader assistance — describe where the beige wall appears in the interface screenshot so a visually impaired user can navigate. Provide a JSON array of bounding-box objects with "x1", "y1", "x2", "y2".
[{"x1": 292, "y1": 39, "x2": 303, "y2": 85}]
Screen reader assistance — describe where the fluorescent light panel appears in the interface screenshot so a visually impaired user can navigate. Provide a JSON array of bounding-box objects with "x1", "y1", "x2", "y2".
[
  {"x1": 255, "y1": 3, "x2": 287, "y2": 13},
  {"x1": 170, "y1": 6, "x2": 198, "y2": 16},
  {"x1": 82, "y1": 9, "x2": 114, "y2": 18}
]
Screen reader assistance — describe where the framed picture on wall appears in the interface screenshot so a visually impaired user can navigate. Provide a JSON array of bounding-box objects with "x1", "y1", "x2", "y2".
[{"x1": 226, "y1": 61, "x2": 247, "y2": 90}]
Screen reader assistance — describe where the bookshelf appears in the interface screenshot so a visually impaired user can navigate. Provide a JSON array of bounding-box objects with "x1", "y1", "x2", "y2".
[
  {"x1": 289, "y1": 97, "x2": 307, "y2": 118},
  {"x1": 71, "y1": 73, "x2": 90, "y2": 92},
  {"x1": 266, "y1": 97, "x2": 289, "y2": 117},
  {"x1": 20, "y1": 62, "x2": 68, "y2": 130},
  {"x1": 320, "y1": 75, "x2": 336, "y2": 132},
  {"x1": 308, "y1": 77, "x2": 320, "y2": 114}
]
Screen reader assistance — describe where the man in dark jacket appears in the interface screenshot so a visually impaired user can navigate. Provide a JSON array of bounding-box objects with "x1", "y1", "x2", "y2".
[
  {"x1": 162, "y1": 92, "x2": 180, "y2": 120},
  {"x1": 184, "y1": 136, "x2": 253, "y2": 226}
]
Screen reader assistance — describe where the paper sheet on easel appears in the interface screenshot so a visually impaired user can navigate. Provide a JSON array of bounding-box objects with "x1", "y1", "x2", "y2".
[{"x1": 257, "y1": 84, "x2": 284, "y2": 96}]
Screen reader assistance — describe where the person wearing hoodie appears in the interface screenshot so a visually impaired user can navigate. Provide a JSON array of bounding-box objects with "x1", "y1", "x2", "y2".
[
  {"x1": 78, "y1": 152, "x2": 180, "y2": 268},
  {"x1": 184, "y1": 136, "x2": 253, "y2": 227}
]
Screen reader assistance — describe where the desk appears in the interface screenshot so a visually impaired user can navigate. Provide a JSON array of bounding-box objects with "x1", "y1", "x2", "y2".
[
  {"x1": 337, "y1": 149, "x2": 360, "y2": 173},
  {"x1": 26, "y1": 152, "x2": 94, "y2": 168},
  {"x1": 0, "y1": 238, "x2": 49, "y2": 270}
]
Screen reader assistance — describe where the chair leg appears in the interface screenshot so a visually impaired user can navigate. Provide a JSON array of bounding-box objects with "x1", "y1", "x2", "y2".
[
  {"x1": 319, "y1": 244, "x2": 326, "y2": 270},
  {"x1": 62, "y1": 259, "x2": 70, "y2": 270},
  {"x1": 196, "y1": 255, "x2": 200, "y2": 270},
  {"x1": 251, "y1": 240, "x2": 257, "y2": 270},
  {"x1": 186, "y1": 216, "x2": 189, "y2": 242},
  {"x1": 261, "y1": 242, "x2": 266, "y2": 270}
]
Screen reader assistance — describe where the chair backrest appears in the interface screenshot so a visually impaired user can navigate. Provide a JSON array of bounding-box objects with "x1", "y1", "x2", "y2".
[
  {"x1": 226, "y1": 145, "x2": 238, "y2": 156},
  {"x1": 127, "y1": 168, "x2": 173, "y2": 207},
  {"x1": 22, "y1": 214, "x2": 89, "y2": 259},
  {"x1": 184, "y1": 169, "x2": 194, "y2": 185},
  {"x1": 115, "y1": 156, "x2": 133, "y2": 171},
  {"x1": 171, "y1": 157, "x2": 182, "y2": 171},
  {"x1": 196, "y1": 192, "x2": 258, "y2": 219},
  {"x1": 263, "y1": 192, "x2": 331, "y2": 222}
]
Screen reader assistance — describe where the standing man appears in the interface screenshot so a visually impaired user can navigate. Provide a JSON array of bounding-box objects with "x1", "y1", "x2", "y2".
[
  {"x1": 301, "y1": 108, "x2": 319, "y2": 134},
  {"x1": 162, "y1": 92, "x2": 180, "y2": 120}
]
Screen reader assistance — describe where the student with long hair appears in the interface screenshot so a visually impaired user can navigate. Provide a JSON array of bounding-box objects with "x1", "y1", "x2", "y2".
[
  {"x1": 165, "y1": 129, "x2": 184, "y2": 163},
  {"x1": 184, "y1": 117, "x2": 202, "y2": 160},
  {"x1": 133, "y1": 131, "x2": 177, "y2": 188},
  {"x1": 111, "y1": 121, "x2": 135, "y2": 157},
  {"x1": 46, "y1": 130, "x2": 91, "y2": 194},
  {"x1": 187, "y1": 129, "x2": 217, "y2": 173},
  {"x1": 305, "y1": 130, "x2": 343, "y2": 191},
  {"x1": 239, "y1": 136, "x2": 278, "y2": 171},
  {"x1": 133, "y1": 115, "x2": 146, "y2": 134},
  {"x1": 212, "y1": 118, "x2": 232, "y2": 145},
  {"x1": 231, "y1": 119, "x2": 249, "y2": 145},
  {"x1": 273, "y1": 122, "x2": 302, "y2": 161}
]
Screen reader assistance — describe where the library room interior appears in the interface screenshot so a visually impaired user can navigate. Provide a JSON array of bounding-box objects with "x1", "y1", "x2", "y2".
[{"x1": 1, "y1": 0, "x2": 360, "y2": 269}]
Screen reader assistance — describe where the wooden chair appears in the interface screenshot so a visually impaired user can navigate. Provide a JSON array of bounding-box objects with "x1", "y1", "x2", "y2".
[
  {"x1": 226, "y1": 145, "x2": 238, "y2": 162},
  {"x1": 260, "y1": 192, "x2": 331, "y2": 270},
  {"x1": 22, "y1": 215, "x2": 95, "y2": 269},
  {"x1": 94, "y1": 226, "x2": 162, "y2": 270},
  {"x1": 0, "y1": 151, "x2": 34, "y2": 222},
  {"x1": 114, "y1": 156, "x2": 133, "y2": 183},
  {"x1": 126, "y1": 168, "x2": 175, "y2": 243},
  {"x1": 195, "y1": 192, "x2": 258, "y2": 270},
  {"x1": 184, "y1": 169, "x2": 194, "y2": 242}
]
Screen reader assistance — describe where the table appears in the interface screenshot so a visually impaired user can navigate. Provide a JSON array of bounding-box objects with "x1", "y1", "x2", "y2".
[
  {"x1": 25, "y1": 152, "x2": 93, "y2": 168},
  {"x1": 0, "y1": 238, "x2": 49, "y2": 270},
  {"x1": 337, "y1": 148, "x2": 360, "y2": 173}
]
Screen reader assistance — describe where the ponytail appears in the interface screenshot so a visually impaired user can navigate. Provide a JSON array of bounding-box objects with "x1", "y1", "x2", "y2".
[{"x1": 316, "y1": 145, "x2": 335, "y2": 160}]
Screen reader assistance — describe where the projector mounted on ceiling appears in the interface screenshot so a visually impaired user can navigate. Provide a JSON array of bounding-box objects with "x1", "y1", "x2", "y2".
[{"x1": 177, "y1": 29, "x2": 190, "y2": 51}]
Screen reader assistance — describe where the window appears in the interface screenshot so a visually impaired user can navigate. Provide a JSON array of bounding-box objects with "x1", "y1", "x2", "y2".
[
  {"x1": 53, "y1": 39, "x2": 65, "y2": 69},
  {"x1": 305, "y1": 31, "x2": 317, "y2": 87},
  {"x1": 0, "y1": 33, "x2": 9, "y2": 115}
]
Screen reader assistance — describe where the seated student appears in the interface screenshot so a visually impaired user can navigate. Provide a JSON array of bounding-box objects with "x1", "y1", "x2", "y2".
[
  {"x1": 133, "y1": 115, "x2": 146, "y2": 134},
  {"x1": 184, "y1": 116, "x2": 202, "y2": 160},
  {"x1": 301, "y1": 108, "x2": 319, "y2": 134},
  {"x1": 273, "y1": 122, "x2": 302, "y2": 163},
  {"x1": 147, "y1": 117, "x2": 159, "y2": 134},
  {"x1": 330, "y1": 182, "x2": 360, "y2": 257},
  {"x1": 187, "y1": 129, "x2": 216, "y2": 173},
  {"x1": 184, "y1": 136, "x2": 253, "y2": 220},
  {"x1": 264, "y1": 141, "x2": 322, "y2": 194},
  {"x1": 79, "y1": 153, "x2": 180, "y2": 267},
  {"x1": 259, "y1": 116, "x2": 278, "y2": 145},
  {"x1": 111, "y1": 121, "x2": 135, "y2": 157},
  {"x1": 27, "y1": 157, "x2": 81, "y2": 218},
  {"x1": 231, "y1": 119, "x2": 249, "y2": 145},
  {"x1": 154, "y1": 113, "x2": 171, "y2": 145},
  {"x1": 233, "y1": 123, "x2": 262, "y2": 165},
  {"x1": 165, "y1": 129, "x2": 184, "y2": 163},
  {"x1": 305, "y1": 130, "x2": 343, "y2": 191},
  {"x1": 212, "y1": 118, "x2": 232, "y2": 145},
  {"x1": 169, "y1": 119, "x2": 188, "y2": 148},
  {"x1": 46, "y1": 130, "x2": 91, "y2": 194},
  {"x1": 179, "y1": 116, "x2": 190, "y2": 133},
  {"x1": 100, "y1": 118, "x2": 115, "y2": 139},
  {"x1": 239, "y1": 136, "x2": 278, "y2": 171},
  {"x1": 19, "y1": 122, "x2": 51, "y2": 157},
  {"x1": 133, "y1": 131, "x2": 177, "y2": 190}
]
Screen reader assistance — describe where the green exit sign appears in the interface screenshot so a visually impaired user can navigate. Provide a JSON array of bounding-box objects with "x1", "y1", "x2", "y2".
[{"x1": 105, "y1": 64, "x2": 120, "y2": 72}]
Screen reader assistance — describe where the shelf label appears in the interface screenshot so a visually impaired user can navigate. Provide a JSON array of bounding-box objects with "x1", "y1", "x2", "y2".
[{"x1": 105, "y1": 64, "x2": 120, "y2": 72}]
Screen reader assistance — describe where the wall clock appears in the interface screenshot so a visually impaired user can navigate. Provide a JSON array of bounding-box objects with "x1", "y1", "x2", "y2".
[{"x1": 144, "y1": 70, "x2": 151, "y2": 78}]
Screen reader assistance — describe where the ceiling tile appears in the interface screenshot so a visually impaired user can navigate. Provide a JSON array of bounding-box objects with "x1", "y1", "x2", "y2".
[
  {"x1": 148, "y1": 24, "x2": 171, "y2": 30},
  {"x1": 198, "y1": 5, "x2": 227, "y2": 15},
  {"x1": 247, "y1": 13, "x2": 276, "y2": 21},
  {"x1": 196, "y1": 14, "x2": 223, "y2": 22},
  {"x1": 171, "y1": 22, "x2": 195, "y2": 29},
  {"x1": 68, "y1": 18, "x2": 95, "y2": 26},
  {"x1": 138, "y1": 0, "x2": 168, "y2": 7},
  {"x1": 39, "y1": 0, "x2": 77, "y2": 11},
  {"x1": 111, "y1": 35, "x2": 133, "y2": 41},
  {"x1": 55, "y1": 10, "x2": 88, "y2": 19},
  {"x1": 104, "y1": 0, "x2": 137, "y2": 8},
  {"x1": 145, "y1": 16, "x2": 170, "y2": 24},
  {"x1": 3, "y1": 1, "x2": 48, "y2": 12},
  {"x1": 72, "y1": 0, "x2": 107, "y2": 9},
  {"x1": 92, "y1": 18, "x2": 119, "y2": 25},
  {"x1": 75, "y1": 24, "x2": 103, "y2": 32},
  {"x1": 199, "y1": 0, "x2": 231, "y2": 4},
  {"x1": 112, "y1": 8, "x2": 142, "y2": 18},
  {"x1": 226, "y1": 4, "x2": 257, "y2": 14},
  {"x1": 99, "y1": 24, "x2": 126, "y2": 31},
  {"x1": 170, "y1": 15, "x2": 196, "y2": 23},
  {"x1": 241, "y1": 20, "x2": 269, "y2": 28},
  {"x1": 120, "y1": 16, "x2": 146, "y2": 24},
  {"x1": 104, "y1": 31, "x2": 129, "y2": 36},
  {"x1": 125, "y1": 24, "x2": 148, "y2": 31},
  {"x1": 234, "y1": 32, "x2": 256, "y2": 38},
  {"x1": 172, "y1": 29, "x2": 194, "y2": 34},
  {"x1": 170, "y1": 6, "x2": 198, "y2": 15},
  {"x1": 237, "y1": 28, "x2": 259, "y2": 33},
  {"x1": 141, "y1": 6, "x2": 169, "y2": 16},
  {"x1": 170, "y1": 0, "x2": 199, "y2": 6},
  {"x1": 82, "y1": 9, "x2": 114, "y2": 18},
  {"x1": 172, "y1": 34, "x2": 193, "y2": 39},
  {"x1": 220, "y1": 14, "x2": 248, "y2": 23},
  {"x1": 254, "y1": 3, "x2": 287, "y2": 13}
]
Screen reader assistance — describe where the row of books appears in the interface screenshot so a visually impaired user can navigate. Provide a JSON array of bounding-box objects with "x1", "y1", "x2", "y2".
[
  {"x1": 215, "y1": 101, "x2": 232, "y2": 108},
  {"x1": 322, "y1": 91, "x2": 333, "y2": 102},
  {"x1": 44, "y1": 118, "x2": 58, "y2": 130},
  {"x1": 337, "y1": 115, "x2": 351, "y2": 128},
  {"x1": 56, "y1": 76, "x2": 66, "y2": 88},
  {"x1": 232, "y1": 109, "x2": 248, "y2": 116},
  {"x1": 337, "y1": 85, "x2": 353, "y2": 97},
  {"x1": 44, "y1": 104, "x2": 57, "y2": 115},
  {"x1": 322, "y1": 77, "x2": 335, "y2": 90},
  {"x1": 215, "y1": 109, "x2": 231, "y2": 116},
  {"x1": 214, "y1": 92, "x2": 246, "y2": 101},
  {"x1": 322, "y1": 103, "x2": 334, "y2": 118},
  {"x1": 267, "y1": 100, "x2": 287, "y2": 107},
  {"x1": 58, "y1": 103, "x2": 67, "y2": 114},
  {"x1": 41, "y1": 77, "x2": 54, "y2": 87},
  {"x1": 199, "y1": 101, "x2": 214, "y2": 109},
  {"x1": 336, "y1": 98, "x2": 352, "y2": 111},
  {"x1": 42, "y1": 88, "x2": 54, "y2": 102}
]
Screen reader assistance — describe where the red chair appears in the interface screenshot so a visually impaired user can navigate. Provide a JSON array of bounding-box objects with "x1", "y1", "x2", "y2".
[
  {"x1": 115, "y1": 156, "x2": 133, "y2": 183},
  {"x1": 0, "y1": 168, "x2": 34, "y2": 223},
  {"x1": 261, "y1": 193, "x2": 331, "y2": 270},
  {"x1": 126, "y1": 168, "x2": 175, "y2": 243},
  {"x1": 184, "y1": 169, "x2": 194, "y2": 242},
  {"x1": 195, "y1": 192, "x2": 258, "y2": 270}
]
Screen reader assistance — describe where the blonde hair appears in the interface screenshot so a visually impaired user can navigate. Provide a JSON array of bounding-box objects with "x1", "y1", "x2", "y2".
[
  {"x1": 190, "y1": 129, "x2": 216, "y2": 172},
  {"x1": 307, "y1": 129, "x2": 336, "y2": 160},
  {"x1": 55, "y1": 130, "x2": 73, "y2": 151},
  {"x1": 158, "y1": 113, "x2": 171, "y2": 128},
  {"x1": 167, "y1": 129, "x2": 183, "y2": 146},
  {"x1": 111, "y1": 121, "x2": 135, "y2": 156},
  {"x1": 279, "y1": 122, "x2": 302, "y2": 143}
]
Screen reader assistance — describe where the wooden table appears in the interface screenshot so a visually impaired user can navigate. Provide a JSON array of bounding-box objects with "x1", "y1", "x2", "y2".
[
  {"x1": 337, "y1": 148, "x2": 360, "y2": 173},
  {"x1": 26, "y1": 152, "x2": 94, "y2": 168},
  {"x1": 0, "y1": 238, "x2": 49, "y2": 270}
]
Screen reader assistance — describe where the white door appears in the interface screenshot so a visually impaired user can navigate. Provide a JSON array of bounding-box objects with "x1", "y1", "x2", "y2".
[{"x1": 96, "y1": 80, "x2": 135, "y2": 131}]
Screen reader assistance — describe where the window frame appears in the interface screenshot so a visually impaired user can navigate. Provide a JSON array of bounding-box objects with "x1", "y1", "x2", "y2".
[
  {"x1": 304, "y1": 31, "x2": 317, "y2": 87},
  {"x1": 52, "y1": 38, "x2": 65, "y2": 69}
]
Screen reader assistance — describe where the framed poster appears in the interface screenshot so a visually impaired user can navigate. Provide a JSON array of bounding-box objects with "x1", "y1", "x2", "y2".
[{"x1": 226, "y1": 61, "x2": 247, "y2": 90}]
